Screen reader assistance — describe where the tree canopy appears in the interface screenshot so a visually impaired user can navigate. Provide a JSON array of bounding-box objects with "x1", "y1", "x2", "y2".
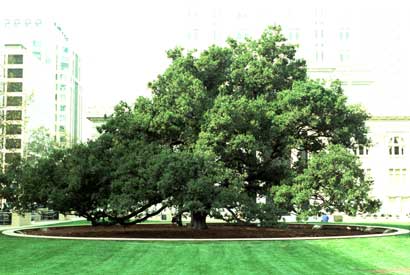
[{"x1": 0, "y1": 26, "x2": 380, "y2": 228}]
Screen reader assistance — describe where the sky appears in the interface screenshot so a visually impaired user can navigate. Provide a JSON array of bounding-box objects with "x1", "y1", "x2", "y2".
[
  {"x1": 0, "y1": 0, "x2": 195, "y2": 108},
  {"x1": 1, "y1": 0, "x2": 410, "y2": 115},
  {"x1": 0, "y1": 0, "x2": 364, "y2": 108}
]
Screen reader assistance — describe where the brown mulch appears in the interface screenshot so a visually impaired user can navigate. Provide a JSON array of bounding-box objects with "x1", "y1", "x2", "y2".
[{"x1": 21, "y1": 223, "x2": 388, "y2": 239}]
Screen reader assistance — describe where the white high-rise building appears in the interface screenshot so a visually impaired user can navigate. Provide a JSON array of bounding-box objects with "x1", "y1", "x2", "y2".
[
  {"x1": 0, "y1": 44, "x2": 55, "y2": 168},
  {"x1": 0, "y1": 18, "x2": 81, "y2": 168}
]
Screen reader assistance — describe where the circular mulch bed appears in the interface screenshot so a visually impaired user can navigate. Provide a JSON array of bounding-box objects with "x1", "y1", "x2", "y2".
[{"x1": 20, "y1": 223, "x2": 393, "y2": 239}]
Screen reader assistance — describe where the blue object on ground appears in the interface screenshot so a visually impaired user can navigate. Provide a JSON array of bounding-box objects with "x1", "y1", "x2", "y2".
[{"x1": 321, "y1": 214, "x2": 329, "y2": 222}]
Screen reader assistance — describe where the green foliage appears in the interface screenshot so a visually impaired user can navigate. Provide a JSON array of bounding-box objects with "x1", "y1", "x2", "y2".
[
  {"x1": 24, "y1": 127, "x2": 60, "y2": 161},
  {"x1": 0, "y1": 150, "x2": 63, "y2": 212},
  {"x1": 0, "y1": 25, "x2": 379, "y2": 228},
  {"x1": 163, "y1": 151, "x2": 243, "y2": 229},
  {"x1": 223, "y1": 26, "x2": 306, "y2": 99},
  {"x1": 274, "y1": 80, "x2": 370, "y2": 153},
  {"x1": 288, "y1": 144, "x2": 381, "y2": 219}
]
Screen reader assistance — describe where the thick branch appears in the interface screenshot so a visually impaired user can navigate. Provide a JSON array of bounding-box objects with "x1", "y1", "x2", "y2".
[
  {"x1": 225, "y1": 207, "x2": 247, "y2": 224},
  {"x1": 125, "y1": 204, "x2": 168, "y2": 225}
]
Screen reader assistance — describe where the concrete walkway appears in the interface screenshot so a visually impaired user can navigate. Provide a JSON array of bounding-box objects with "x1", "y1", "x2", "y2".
[
  {"x1": 2, "y1": 223, "x2": 409, "y2": 242},
  {"x1": 0, "y1": 219, "x2": 83, "y2": 232}
]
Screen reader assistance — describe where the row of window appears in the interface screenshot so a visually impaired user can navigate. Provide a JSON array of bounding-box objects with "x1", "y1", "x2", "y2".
[
  {"x1": 355, "y1": 145, "x2": 369, "y2": 156},
  {"x1": 388, "y1": 168, "x2": 407, "y2": 185},
  {"x1": 189, "y1": 28, "x2": 350, "y2": 43},
  {"x1": 313, "y1": 50, "x2": 351, "y2": 63},
  {"x1": 365, "y1": 168, "x2": 408, "y2": 184},
  {"x1": 355, "y1": 136, "x2": 405, "y2": 156},
  {"x1": 3, "y1": 19, "x2": 42, "y2": 27},
  {"x1": 6, "y1": 80, "x2": 69, "y2": 94},
  {"x1": 313, "y1": 30, "x2": 350, "y2": 40},
  {"x1": 388, "y1": 168, "x2": 407, "y2": 177}
]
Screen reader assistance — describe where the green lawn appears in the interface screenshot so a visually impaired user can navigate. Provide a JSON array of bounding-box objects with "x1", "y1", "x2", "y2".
[{"x1": 0, "y1": 222, "x2": 409, "y2": 275}]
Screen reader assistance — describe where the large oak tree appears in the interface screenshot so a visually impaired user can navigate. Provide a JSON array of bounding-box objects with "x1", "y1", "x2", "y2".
[{"x1": 0, "y1": 26, "x2": 380, "y2": 228}]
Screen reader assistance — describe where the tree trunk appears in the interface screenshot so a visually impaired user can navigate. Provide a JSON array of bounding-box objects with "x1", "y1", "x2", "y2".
[
  {"x1": 190, "y1": 211, "x2": 208, "y2": 230},
  {"x1": 172, "y1": 213, "x2": 183, "y2": 226},
  {"x1": 90, "y1": 218, "x2": 99, "y2": 226}
]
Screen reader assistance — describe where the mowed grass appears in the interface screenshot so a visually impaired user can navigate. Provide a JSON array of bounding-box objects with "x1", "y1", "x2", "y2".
[{"x1": 0, "y1": 222, "x2": 409, "y2": 275}]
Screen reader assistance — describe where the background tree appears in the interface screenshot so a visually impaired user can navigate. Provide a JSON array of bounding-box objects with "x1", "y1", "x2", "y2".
[
  {"x1": 280, "y1": 145, "x2": 381, "y2": 219},
  {"x1": 24, "y1": 127, "x2": 60, "y2": 161}
]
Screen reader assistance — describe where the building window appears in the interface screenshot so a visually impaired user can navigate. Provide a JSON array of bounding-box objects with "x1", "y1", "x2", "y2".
[
  {"x1": 5, "y1": 139, "x2": 21, "y2": 149},
  {"x1": 5, "y1": 153, "x2": 21, "y2": 163},
  {"x1": 6, "y1": 96, "x2": 23, "y2": 107},
  {"x1": 32, "y1": 40, "x2": 41, "y2": 47},
  {"x1": 364, "y1": 168, "x2": 372, "y2": 180},
  {"x1": 60, "y1": 62, "x2": 69, "y2": 70},
  {"x1": 5, "y1": 125, "x2": 22, "y2": 135},
  {"x1": 355, "y1": 145, "x2": 369, "y2": 156},
  {"x1": 6, "y1": 110, "x2": 22, "y2": 121},
  {"x1": 192, "y1": 28, "x2": 199, "y2": 41},
  {"x1": 60, "y1": 105, "x2": 66, "y2": 112},
  {"x1": 339, "y1": 30, "x2": 350, "y2": 41},
  {"x1": 388, "y1": 168, "x2": 407, "y2": 185},
  {"x1": 315, "y1": 50, "x2": 324, "y2": 62},
  {"x1": 7, "y1": 82, "x2": 23, "y2": 92},
  {"x1": 7, "y1": 69, "x2": 23, "y2": 78},
  {"x1": 59, "y1": 125, "x2": 65, "y2": 132},
  {"x1": 32, "y1": 51, "x2": 41, "y2": 60},
  {"x1": 7, "y1": 55, "x2": 23, "y2": 64},
  {"x1": 389, "y1": 136, "x2": 404, "y2": 156},
  {"x1": 287, "y1": 29, "x2": 300, "y2": 42},
  {"x1": 340, "y1": 51, "x2": 350, "y2": 63},
  {"x1": 13, "y1": 19, "x2": 21, "y2": 27}
]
